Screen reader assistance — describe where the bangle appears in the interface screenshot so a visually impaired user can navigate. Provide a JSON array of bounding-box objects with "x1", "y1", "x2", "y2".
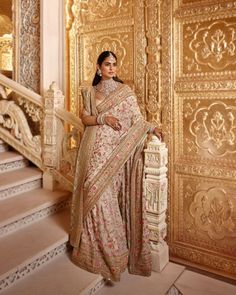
[{"x1": 97, "y1": 113, "x2": 106, "y2": 125}]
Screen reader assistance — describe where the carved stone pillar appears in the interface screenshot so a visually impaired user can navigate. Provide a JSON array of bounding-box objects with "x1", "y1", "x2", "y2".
[
  {"x1": 43, "y1": 82, "x2": 64, "y2": 190},
  {"x1": 144, "y1": 135, "x2": 169, "y2": 272}
]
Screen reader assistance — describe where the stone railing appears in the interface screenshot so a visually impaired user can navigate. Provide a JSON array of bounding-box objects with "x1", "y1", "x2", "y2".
[
  {"x1": 0, "y1": 75, "x2": 84, "y2": 189},
  {"x1": 0, "y1": 73, "x2": 43, "y2": 168},
  {"x1": 42, "y1": 82, "x2": 84, "y2": 190},
  {"x1": 144, "y1": 136, "x2": 169, "y2": 271}
]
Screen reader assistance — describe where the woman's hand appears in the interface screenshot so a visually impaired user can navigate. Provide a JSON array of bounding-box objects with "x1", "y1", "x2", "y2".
[
  {"x1": 153, "y1": 127, "x2": 163, "y2": 141},
  {"x1": 104, "y1": 116, "x2": 122, "y2": 131}
]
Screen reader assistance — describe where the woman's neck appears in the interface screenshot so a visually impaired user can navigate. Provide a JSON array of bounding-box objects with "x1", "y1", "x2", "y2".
[{"x1": 95, "y1": 78, "x2": 118, "y2": 97}]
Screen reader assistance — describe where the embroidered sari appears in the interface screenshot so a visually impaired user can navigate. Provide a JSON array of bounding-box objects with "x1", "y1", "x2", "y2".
[{"x1": 70, "y1": 83, "x2": 152, "y2": 281}]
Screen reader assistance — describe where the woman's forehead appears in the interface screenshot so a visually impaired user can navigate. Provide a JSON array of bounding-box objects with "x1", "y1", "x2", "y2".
[{"x1": 103, "y1": 56, "x2": 116, "y2": 63}]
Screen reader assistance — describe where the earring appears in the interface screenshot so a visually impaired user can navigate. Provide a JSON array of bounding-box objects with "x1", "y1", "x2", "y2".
[{"x1": 97, "y1": 69, "x2": 102, "y2": 76}]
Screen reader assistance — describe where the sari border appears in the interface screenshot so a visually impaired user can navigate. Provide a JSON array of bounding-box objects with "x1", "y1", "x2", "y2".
[
  {"x1": 83, "y1": 119, "x2": 151, "y2": 218},
  {"x1": 96, "y1": 84, "x2": 134, "y2": 114}
]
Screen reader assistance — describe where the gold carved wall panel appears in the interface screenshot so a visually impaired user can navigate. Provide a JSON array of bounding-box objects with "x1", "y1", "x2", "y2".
[
  {"x1": 183, "y1": 18, "x2": 236, "y2": 75},
  {"x1": 168, "y1": 0, "x2": 236, "y2": 279}
]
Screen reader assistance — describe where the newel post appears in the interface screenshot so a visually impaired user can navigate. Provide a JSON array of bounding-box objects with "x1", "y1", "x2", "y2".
[
  {"x1": 144, "y1": 135, "x2": 169, "y2": 272},
  {"x1": 43, "y1": 82, "x2": 64, "y2": 190}
]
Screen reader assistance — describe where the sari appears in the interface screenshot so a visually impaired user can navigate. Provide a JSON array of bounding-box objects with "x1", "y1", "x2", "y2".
[{"x1": 70, "y1": 83, "x2": 152, "y2": 281}]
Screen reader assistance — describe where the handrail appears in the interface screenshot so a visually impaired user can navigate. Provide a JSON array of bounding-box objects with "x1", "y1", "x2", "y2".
[
  {"x1": 0, "y1": 73, "x2": 43, "y2": 107},
  {"x1": 55, "y1": 108, "x2": 84, "y2": 133}
]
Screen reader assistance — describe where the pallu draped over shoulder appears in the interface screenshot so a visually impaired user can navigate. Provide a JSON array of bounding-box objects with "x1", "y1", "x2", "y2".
[{"x1": 70, "y1": 83, "x2": 152, "y2": 281}]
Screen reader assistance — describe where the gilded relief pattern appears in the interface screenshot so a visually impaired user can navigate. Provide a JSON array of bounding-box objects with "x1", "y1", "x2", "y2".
[
  {"x1": 170, "y1": 0, "x2": 236, "y2": 279},
  {"x1": 189, "y1": 101, "x2": 236, "y2": 157},
  {"x1": 189, "y1": 187, "x2": 235, "y2": 240},
  {"x1": 13, "y1": 0, "x2": 40, "y2": 93},
  {"x1": 80, "y1": 0, "x2": 132, "y2": 22},
  {"x1": 183, "y1": 19, "x2": 236, "y2": 75},
  {"x1": 177, "y1": 177, "x2": 236, "y2": 256},
  {"x1": 145, "y1": 0, "x2": 162, "y2": 125}
]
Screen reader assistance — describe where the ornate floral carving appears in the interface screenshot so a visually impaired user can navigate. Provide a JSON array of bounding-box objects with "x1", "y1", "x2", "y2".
[
  {"x1": 175, "y1": 1, "x2": 236, "y2": 19},
  {"x1": 14, "y1": 0, "x2": 40, "y2": 93},
  {"x1": 79, "y1": 0, "x2": 131, "y2": 22},
  {"x1": 86, "y1": 0, "x2": 122, "y2": 18},
  {"x1": 18, "y1": 97, "x2": 43, "y2": 122},
  {"x1": 189, "y1": 187, "x2": 236, "y2": 240},
  {"x1": 188, "y1": 21, "x2": 236, "y2": 71},
  {"x1": 0, "y1": 100, "x2": 42, "y2": 155},
  {"x1": 190, "y1": 102, "x2": 236, "y2": 156},
  {"x1": 176, "y1": 163, "x2": 236, "y2": 180},
  {"x1": 145, "y1": 0, "x2": 162, "y2": 124},
  {"x1": 170, "y1": 244, "x2": 236, "y2": 277},
  {"x1": 183, "y1": 101, "x2": 200, "y2": 118},
  {"x1": 144, "y1": 136, "x2": 169, "y2": 269},
  {"x1": 170, "y1": 0, "x2": 236, "y2": 279},
  {"x1": 175, "y1": 79, "x2": 236, "y2": 92}
]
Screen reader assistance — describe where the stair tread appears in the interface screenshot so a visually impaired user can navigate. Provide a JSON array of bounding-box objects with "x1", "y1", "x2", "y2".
[
  {"x1": 0, "y1": 151, "x2": 25, "y2": 164},
  {"x1": 0, "y1": 253, "x2": 102, "y2": 295},
  {"x1": 0, "y1": 167, "x2": 42, "y2": 190},
  {"x1": 0, "y1": 188, "x2": 71, "y2": 227},
  {"x1": 0, "y1": 210, "x2": 70, "y2": 277}
]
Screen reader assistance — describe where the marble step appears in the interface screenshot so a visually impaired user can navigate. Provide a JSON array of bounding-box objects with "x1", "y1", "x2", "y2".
[
  {"x1": 0, "y1": 188, "x2": 71, "y2": 237},
  {"x1": 0, "y1": 151, "x2": 29, "y2": 173},
  {"x1": 0, "y1": 167, "x2": 42, "y2": 200},
  {"x1": 0, "y1": 140, "x2": 8, "y2": 153},
  {"x1": 0, "y1": 253, "x2": 104, "y2": 295},
  {"x1": 0, "y1": 210, "x2": 70, "y2": 292}
]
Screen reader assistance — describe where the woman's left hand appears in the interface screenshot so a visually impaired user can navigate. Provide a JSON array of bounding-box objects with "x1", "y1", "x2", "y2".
[{"x1": 153, "y1": 127, "x2": 163, "y2": 141}]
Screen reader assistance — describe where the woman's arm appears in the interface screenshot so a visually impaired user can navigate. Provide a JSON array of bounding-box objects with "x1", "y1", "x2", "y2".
[
  {"x1": 81, "y1": 114, "x2": 98, "y2": 126},
  {"x1": 81, "y1": 112, "x2": 122, "y2": 131}
]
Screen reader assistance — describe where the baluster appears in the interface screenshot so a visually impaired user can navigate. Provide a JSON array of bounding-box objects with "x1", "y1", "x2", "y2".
[
  {"x1": 144, "y1": 135, "x2": 169, "y2": 272},
  {"x1": 43, "y1": 82, "x2": 64, "y2": 190}
]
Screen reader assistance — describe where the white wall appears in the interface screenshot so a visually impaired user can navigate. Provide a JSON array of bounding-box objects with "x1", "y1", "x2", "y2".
[{"x1": 40, "y1": 0, "x2": 65, "y2": 93}]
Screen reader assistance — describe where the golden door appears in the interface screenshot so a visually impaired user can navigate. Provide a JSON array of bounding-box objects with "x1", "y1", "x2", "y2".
[{"x1": 66, "y1": 0, "x2": 236, "y2": 279}]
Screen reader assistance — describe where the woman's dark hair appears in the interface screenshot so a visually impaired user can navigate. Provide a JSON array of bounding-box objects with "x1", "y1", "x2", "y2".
[{"x1": 92, "y1": 51, "x2": 124, "y2": 86}]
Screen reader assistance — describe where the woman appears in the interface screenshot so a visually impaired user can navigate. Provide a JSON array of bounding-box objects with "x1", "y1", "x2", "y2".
[{"x1": 70, "y1": 51, "x2": 162, "y2": 282}]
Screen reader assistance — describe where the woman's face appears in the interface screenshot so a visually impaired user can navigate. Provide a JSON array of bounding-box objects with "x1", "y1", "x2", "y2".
[{"x1": 98, "y1": 55, "x2": 117, "y2": 80}]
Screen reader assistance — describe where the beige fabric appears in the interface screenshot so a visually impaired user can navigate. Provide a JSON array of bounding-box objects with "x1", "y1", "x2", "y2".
[{"x1": 70, "y1": 83, "x2": 152, "y2": 281}]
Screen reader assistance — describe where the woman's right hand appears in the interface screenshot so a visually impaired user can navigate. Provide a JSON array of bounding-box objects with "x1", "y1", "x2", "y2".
[{"x1": 104, "y1": 116, "x2": 122, "y2": 131}]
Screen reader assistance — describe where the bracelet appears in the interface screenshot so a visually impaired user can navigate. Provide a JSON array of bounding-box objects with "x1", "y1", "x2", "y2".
[{"x1": 97, "y1": 113, "x2": 106, "y2": 125}]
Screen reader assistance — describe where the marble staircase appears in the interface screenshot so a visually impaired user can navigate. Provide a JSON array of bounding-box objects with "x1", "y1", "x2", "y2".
[
  {"x1": 1, "y1": 139, "x2": 235, "y2": 295},
  {"x1": 0, "y1": 139, "x2": 104, "y2": 294}
]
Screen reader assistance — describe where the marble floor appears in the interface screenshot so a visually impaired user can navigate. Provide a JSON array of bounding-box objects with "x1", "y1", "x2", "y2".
[{"x1": 98, "y1": 262, "x2": 236, "y2": 295}]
